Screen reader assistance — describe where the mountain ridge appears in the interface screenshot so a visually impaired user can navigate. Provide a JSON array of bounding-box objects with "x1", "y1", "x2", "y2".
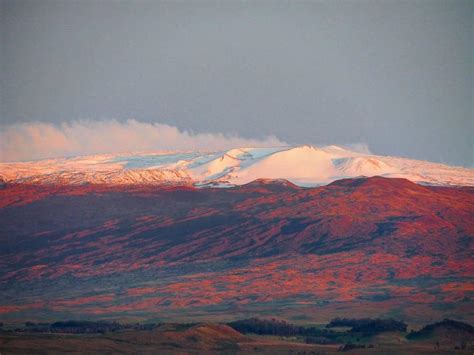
[{"x1": 1, "y1": 145, "x2": 473, "y2": 187}]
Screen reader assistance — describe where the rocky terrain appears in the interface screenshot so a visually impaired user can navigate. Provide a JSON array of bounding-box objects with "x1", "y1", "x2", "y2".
[{"x1": 0, "y1": 176, "x2": 473, "y2": 325}]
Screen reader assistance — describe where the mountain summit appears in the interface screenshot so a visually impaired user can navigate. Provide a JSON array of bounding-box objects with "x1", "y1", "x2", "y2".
[{"x1": 1, "y1": 145, "x2": 473, "y2": 187}]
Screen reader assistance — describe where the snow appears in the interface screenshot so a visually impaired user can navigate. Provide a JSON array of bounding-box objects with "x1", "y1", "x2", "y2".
[
  {"x1": 228, "y1": 146, "x2": 334, "y2": 185},
  {"x1": 1, "y1": 145, "x2": 473, "y2": 187}
]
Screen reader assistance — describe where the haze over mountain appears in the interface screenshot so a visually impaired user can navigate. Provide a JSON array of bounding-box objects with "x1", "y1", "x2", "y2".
[
  {"x1": 2, "y1": 145, "x2": 473, "y2": 187},
  {"x1": 2, "y1": 1, "x2": 472, "y2": 166}
]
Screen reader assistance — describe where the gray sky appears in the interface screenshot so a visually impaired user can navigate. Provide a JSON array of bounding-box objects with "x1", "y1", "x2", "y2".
[{"x1": 1, "y1": 0, "x2": 473, "y2": 166}]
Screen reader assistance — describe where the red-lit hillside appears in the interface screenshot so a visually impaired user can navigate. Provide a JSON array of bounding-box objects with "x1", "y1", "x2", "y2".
[{"x1": 0, "y1": 177, "x2": 473, "y2": 324}]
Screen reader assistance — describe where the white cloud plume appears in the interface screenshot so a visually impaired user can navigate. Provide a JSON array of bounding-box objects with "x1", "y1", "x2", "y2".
[{"x1": 0, "y1": 119, "x2": 287, "y2": 162}]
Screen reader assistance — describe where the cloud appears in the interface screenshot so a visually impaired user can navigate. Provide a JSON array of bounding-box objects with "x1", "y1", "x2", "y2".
[
  {"x1": 343, "y1": 142, "x2": 372, "y2": 154},
  {"x1": 0, "y1": 119, "x2": 287, "y2": 162}
]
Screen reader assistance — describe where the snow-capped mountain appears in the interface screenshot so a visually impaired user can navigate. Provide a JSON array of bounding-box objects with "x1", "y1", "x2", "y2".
[{"x1": 1, "y1": 145, "x2": 473, "y2": 187}]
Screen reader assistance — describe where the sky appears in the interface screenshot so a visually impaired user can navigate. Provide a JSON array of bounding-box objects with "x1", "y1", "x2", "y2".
[{"x1": 1, "y1": 0, "x2": 473, "y2": 166}]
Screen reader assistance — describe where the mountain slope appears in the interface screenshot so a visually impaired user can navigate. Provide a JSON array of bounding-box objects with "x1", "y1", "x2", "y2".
[
  {"x1": 1, "y1": 145, "x2": 473, "y2": 187},
  {"x1": 0, "y1": 177, "x2": 473, "y2": 323}
]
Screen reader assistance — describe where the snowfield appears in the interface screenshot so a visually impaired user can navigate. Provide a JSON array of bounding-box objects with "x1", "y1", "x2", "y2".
[{"x1": 1, "y1": 145, "x2": 473, "y2": 187}]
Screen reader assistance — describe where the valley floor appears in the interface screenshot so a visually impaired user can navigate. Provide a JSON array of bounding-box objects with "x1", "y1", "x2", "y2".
[{"x1": 1, "y1": 323, "x2": 473, "y2": 354}]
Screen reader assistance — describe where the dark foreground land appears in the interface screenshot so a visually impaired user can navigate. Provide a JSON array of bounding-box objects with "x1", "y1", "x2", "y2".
[{"x1": 1, "y1": 318, "x2": 473, "y2": 354}]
